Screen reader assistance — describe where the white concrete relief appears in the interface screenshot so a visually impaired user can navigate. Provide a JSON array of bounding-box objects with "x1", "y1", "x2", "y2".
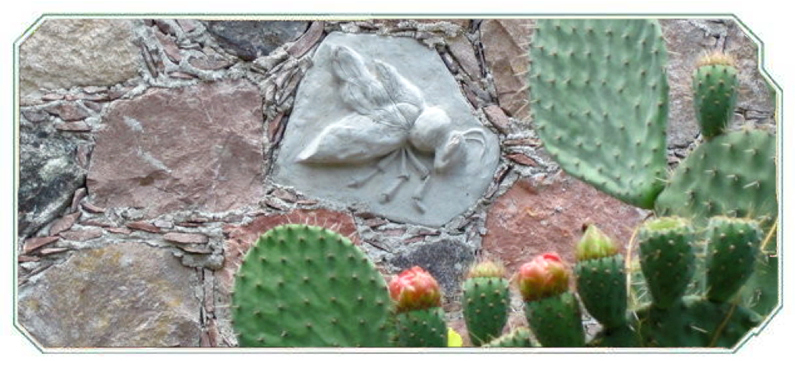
[{"x1": 274, "y1": 33, "x2": 500, "y2": 227}]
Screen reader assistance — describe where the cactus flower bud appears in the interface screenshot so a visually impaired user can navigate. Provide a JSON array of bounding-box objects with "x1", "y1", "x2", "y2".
[
  {"x1": 467, "y1": 260, "x2": 506, "y2": 279},
  {"x1": 576, "y1": 225, "x2": 619, "y2": 262},
  {"x1": 516, "y1": 253, "x2": 570, "y2": 302},
  {"x1": 389, "y1": 266, "x2": 442, "y2": 313}
]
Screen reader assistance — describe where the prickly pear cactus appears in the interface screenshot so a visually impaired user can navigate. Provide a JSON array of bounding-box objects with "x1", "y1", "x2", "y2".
[
  {"x1": 483, "y1": 327, "x2": 533, "y2": 348},
  {"x1": 528, "y1": 19, "x2": 669, "y2": 209},
  {"x1": 705, "y1": 217, "x2": 762, "y2": 303},
  {"x1": 655, "y1": 129, "x2": 777, "y2": 229},
  {"x1": 692, "y1": 53, "x2": 739, "y2": 139},
  {"x1": 637, "y1": 217, "x2": 696, "y2": 309},
  {"x1": 394, "y1": 307, "x2": 448, "y2": 347},
  {"x1": 524, "y1": 292, "x2": 585, "y2": 347},
  {"x1": 462, "y1": 262, "x2": 510, "y2": 346},
  {"x1": 575, "y1": 225, "x2": 627, "y2": 328},
  {"x1": 231, "y1": 224, "x2": 393, "y2": 347}
]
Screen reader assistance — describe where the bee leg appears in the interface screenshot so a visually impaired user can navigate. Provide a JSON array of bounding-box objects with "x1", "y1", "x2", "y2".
[
  {"x1": 348, "y1": 150, "x2": 400, "y2": 188},
  {"x1": 379, "y1": 149, "x2": 410, "y2": 203},
  {"x1": 404, "y1": 149, "x2": 431, "y2": 213},
  {"x1": 411, "y1": 175, "x2": 431, "y2": 213}
]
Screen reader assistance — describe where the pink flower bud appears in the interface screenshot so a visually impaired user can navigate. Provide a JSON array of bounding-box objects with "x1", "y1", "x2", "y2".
[
  {"x1": 516, "y1": 253, "x2": 570, "y2": 302},
  {"x1": 389, "y1": 266, "x2": 442, "y2": 313}
]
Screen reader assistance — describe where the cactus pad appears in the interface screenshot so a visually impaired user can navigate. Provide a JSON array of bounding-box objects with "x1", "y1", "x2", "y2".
[
  {"x1": 637, "y1": 217, "x2": 696, "y2": 309},
  {"x1": 231, "y1": 224, "x2": 393, "y2": 347},
  {"x1": 575, "y1": 254, "x2": 627, "y2": 328},
  {"x1": 528, "y1": 19, "x2": 669, "y2": 209},
  {"x1": 394, "y1": 307, "x2": 447, "y2": 347},
  {"x1": 524, "y1": 292, "x2": 585, "y2": 347},
  {"x1": 462, "y1": 277, "x2": 510, "y2": 346},
  {"x1": 692, "y1": 60, "x2": 739, "y2": 139},
  {"x1": 637, "y1": 295, "x2": 762, "y2": 347},
  {"x1": 655, "y1": 129, "x2": 777, "y2": 230},
  {"x1": 705, "y1": 217, "x2": 762, "y2": 302},
  {"x1": 483, "y1": 327, "x2": 533, "y2": 348}
]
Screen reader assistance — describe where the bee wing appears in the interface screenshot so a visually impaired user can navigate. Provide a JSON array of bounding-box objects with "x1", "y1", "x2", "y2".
[
  {"x1": 331, "y1": 46, "x2": 390, "y2": 116},
  {"x1": 372, "y1": 60, "x2": 425, "y2": 109},
  {"x1": 296, "y1": 113, "x2": 406, "y2": 164}
]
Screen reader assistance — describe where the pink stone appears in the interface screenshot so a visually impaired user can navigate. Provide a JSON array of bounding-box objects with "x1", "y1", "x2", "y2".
[
  {"x1": 44, "y1": 102, "x2": 90, "y2": 121},
  {"x1": 126, "y1": 221, "x2": 161, "y2": 233},
  {"x1": 70, "y1": 188, "x2": 87, "y2": 212},
  {"x1": 219, "y1": 209, "x2": 359, "y2": 294},
  {"x1": 287, "y1": 21, "x2": 325, "y2": 58},
  {"x1": 23, "y1": 236, "x2": 60, "y2": 254},
  {"x1": 447, "y1": 35, "x2": 480, "y2": 80},
  {"x1": 106, "y1": 227, "x2": 132, "y2": 235},
  {"x1": 163, "y1": 232, "x2": 209, "y2": 245},
  {"x1": 39, "y1": 247, "x2": 70, "y2": 256},
  {"x1": 483, "y1": 105, "x2": 511, "y2": 134},
  {"x1": 55, "y1": 121, "x2": 91, "y2": 132},
  {"x1": 59, "y1": 228, "x2": 103, "y2": 241},
  {"x1": 86, "y1": 80, "x2": 264, "y2": 218},
  {"x1": 176, "y1": 19, "x2": 198, "y2": 33},
  {"x1": 81, "y1": 201, "x2": 106, "y2": 214},
  {"x1": 482, "y1": 174, "x2": 647, "y2": 274},
  {"x1": 481, "y1": 19, "x2": 533, "y2": 120},
  {"x1": 18, "y1": 255, "x2": 40, "y2": 262},
  {"x1": 506, "y1": 153, "x2": 538, "y2": 166},
  {"x1": 503, "y1": 137, "x2": 541, "y2": 147},
  {"x1": 155, "y1": 30, "x2": 182, "y2": 63},
  {"x1": 49, "y1": 212, "x2": 81, "y2": 236}
]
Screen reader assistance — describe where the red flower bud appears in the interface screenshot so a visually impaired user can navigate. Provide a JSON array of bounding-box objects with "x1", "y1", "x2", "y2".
[
  {"x1": 389, "y1": 266, "x2": 442, "y2": 313},
  {"x1": 516, "y1": 253, "x2": 570, "y2": 302}
]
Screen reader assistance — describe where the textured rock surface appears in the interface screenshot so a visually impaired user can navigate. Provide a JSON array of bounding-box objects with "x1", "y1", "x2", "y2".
[
  {"x1": 204, "y1": 20, "x2": 308, "y2": 61},
  {"x1": 273, "y1": 32, "x2": 500, "y2": 227},
  {"x1": 86, "y1": 79, "x2": 264, "y2": 218},
  {"x1": 389, "y1": 239, "x2": 475, "y2": 299},
  {"x1": 17, "y1": 242, "x2": 202, "y2": 347},
  {"x1": 18, "y1": 117, "x2": 87, "y2": 237},
  {"x1": 481, "y1": 19, "x2": 533, "y2": 121},
  {"x1": 482, "y1": 174, "x2": 648, "y2": 273},
  {"x1": 19, "y1": 19, "x2": 141, "y2": 102}
]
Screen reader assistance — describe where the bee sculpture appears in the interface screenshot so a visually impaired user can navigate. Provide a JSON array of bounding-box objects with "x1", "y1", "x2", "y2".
[{"x1": 296, "y1": 46, "x2": 487, "y2": 213}]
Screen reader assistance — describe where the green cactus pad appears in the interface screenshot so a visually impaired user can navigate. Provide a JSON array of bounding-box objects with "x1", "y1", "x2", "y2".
[
  {"x1": 575, "y1": 254, "x2": 627, "y2": 328},
  {"x1": 705, "y1": 217, "x2": 762, "y2": 302},
  {"x1": 528, "y1": 19, "x2": 669, "y2": 209},
  {"x1": 524, "y1": 292, "x2": 585, "y2": 347},
  {"x1": 693, "y1": 63, "x2": 739, "y2": 139},
  {"x1": 483, "y1": 327, "x2": 533, "y2": 348},
  {"x1": 231, "y1": 224, "x2": 393, "y2": 347},
  {"x1": 655, "y1": 129, "x2": 777, "y2": 230},
  {"x1": 636, "y1": 295, "x2": 762, "y2": 347},
  {"x1": 589, "y1": 324, "x2": 642, "y2": 348},
  {"x1": 462, "y1": 277, "x2": 510, "y2": 346},
  {"x1": 394, "y1": 307, "x2": 448, "y2": 347},
  {"x1": 637, "y1": 217, "x2": 696, "y2": 309}
]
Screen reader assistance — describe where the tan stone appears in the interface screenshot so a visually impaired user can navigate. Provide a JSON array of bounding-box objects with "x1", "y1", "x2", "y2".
[
  {"x1": 19, "y1": 19, "x2": 141, "y2": 102},
  {"x1": 481, "y1": 19, "x2": 533, "y2": 121}
]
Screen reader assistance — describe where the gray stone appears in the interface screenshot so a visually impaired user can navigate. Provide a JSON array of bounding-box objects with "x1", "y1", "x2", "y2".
[
  {"x1": 87, "y1": 80, "x2": 264, "y2": 218},
  {"x1": 17, "y1": 242, "x2": 202, "y2": 347},
  {"x1": 18, "y1": 19, "x2": 141, "y2": 102},
  {"x1": 18, "y1": 117, "x2": 87, "y2": 237},
  {"x1": 204, "y1": 20, "x2": 308, "y2": 61},
  {"x1": 724, "y1": 21, "x2": 776, "y2": 118},
  {"x1": 389, "y1": 239, "x2": 475, "y2": 299},
  {"x1": 481, "y1": 19, "x2": 533, "y2": 121},
  {"x1": 273, "y1": 32, "x2": 500, "y2": 227}
]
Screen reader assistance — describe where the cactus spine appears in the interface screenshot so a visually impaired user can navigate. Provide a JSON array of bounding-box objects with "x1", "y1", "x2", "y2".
[{"x1": 461, "y1": 261, "x2": 510, "y2": 346}]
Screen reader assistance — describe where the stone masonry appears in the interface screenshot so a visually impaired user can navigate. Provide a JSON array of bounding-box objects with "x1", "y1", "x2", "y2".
[{"x1": 15, "y1": 17, "x2": 776, "y2": 348}]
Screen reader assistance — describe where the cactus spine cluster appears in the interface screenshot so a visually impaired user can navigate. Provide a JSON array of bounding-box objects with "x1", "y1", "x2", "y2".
[
  {"x1": 461, "y1": 261, "x2": 510, "y2": 346},
  {"x1": 231, "y1": 224, "x2": 392, "y2": 347}
]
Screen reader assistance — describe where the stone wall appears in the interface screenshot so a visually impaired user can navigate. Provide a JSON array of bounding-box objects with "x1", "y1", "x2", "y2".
[{"x1": 15, "y1": 17, "x2": 775, "y2": 348}]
